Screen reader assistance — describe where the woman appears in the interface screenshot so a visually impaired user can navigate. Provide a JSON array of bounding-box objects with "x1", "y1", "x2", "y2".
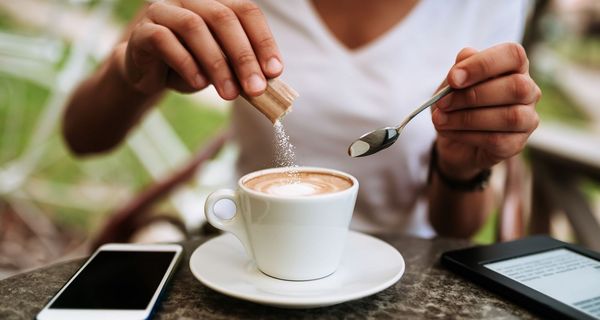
[{"x1": 63, "y1": 0, "x2": 540, "y2": 237}]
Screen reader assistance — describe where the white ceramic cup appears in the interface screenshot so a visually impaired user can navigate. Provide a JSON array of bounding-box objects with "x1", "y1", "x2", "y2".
[{"x1": 204, "y1": 166, "x2": 359, "y2": 281}]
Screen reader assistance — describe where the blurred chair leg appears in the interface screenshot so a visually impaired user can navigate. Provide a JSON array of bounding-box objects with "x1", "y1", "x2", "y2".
[
  {"x1": 497, "y1": 156, "x2": 527, "y2": 242},
  {"x1": 530, "y1": 159, "x2": 600, "y2": 250},
  {"x1": 549, "y1": 174, "x2": 600, "y2": 251},
  {"x1": 530, "y1": 161, "x2": 554, "y2": 235}
]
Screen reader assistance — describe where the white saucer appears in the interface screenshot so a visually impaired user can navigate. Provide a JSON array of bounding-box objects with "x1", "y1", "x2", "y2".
[{"x1": 189, "y1": 231, "x2": 405, "y2": 308}]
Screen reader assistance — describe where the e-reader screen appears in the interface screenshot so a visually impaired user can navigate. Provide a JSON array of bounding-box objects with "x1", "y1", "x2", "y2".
[{"x1": 484, "y1": 248, "x2": 600, "y2": 319}]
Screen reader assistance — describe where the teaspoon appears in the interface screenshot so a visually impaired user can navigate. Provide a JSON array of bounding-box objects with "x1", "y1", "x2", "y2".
[{"x1": 348, "y1": 85, "x2": 453, "y2": 157}]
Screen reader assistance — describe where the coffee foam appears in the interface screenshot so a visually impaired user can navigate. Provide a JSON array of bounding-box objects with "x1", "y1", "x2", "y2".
[
  {"x1": 267, "y1": 182, "x2": 319, "y2": 196},
  {"x1": 244, "y1": 171, "x2": 352, "y2": 196}
]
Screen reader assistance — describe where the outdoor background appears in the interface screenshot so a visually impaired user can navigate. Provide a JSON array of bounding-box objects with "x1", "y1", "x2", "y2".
[{"x1": 0, "y1": 0, "x2": 599, "y2": 279}]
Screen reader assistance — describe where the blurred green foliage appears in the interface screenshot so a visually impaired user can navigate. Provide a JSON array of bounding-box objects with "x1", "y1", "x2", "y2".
[
  {"x1": 0, "y1": 79, "x2": 50, "y2": 162},
  {"x1": 112, "y1": 0, "x2": 145, "y2": 23},
  {"x1": 0, "y1": 74, "x2": 227, "y2": 233},
  {"x1": 89, "y1": 0, "x2": 144, "y2": 23},
  {"x1": 472, "y1": 210, "x2": 498, "y2": 245},
  {"x1": 582, "y1": 179, "x2": 600, "y2": 209},
  {"x1": 160, "y1": 93, "x2": 229, "y2": 151},
  {"x1": 534, "y1": 77, "x2": 590, "y2": 127},
  {"x1": 553, "y1": 38, "x2": 600, "y2": 69},
  {"x1": 0, "y1": 0, "x2": 227, "y2": 235},
  {"x1": 0, "y1": 11, "x2": 12, "y2": 29}
]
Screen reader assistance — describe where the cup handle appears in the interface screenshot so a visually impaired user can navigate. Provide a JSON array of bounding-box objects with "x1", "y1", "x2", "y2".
[{"x1": 204, "y1": 189, "x2": 253, "y2": 258}]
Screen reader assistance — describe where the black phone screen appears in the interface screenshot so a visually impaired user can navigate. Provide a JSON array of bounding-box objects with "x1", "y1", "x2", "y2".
[{"x1": 50, "y1": 251, "x2": 176, "y2": 310}]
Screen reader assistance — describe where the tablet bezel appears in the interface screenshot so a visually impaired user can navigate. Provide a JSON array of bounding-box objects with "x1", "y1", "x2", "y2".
[{"x1": 441, "y1": 235, "x2": 600, "y2": 320}]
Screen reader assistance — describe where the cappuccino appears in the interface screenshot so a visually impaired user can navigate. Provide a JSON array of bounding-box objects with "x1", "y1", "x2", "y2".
[{"x1": 244, "y1": 171, "x2": 352, "y2": 196}]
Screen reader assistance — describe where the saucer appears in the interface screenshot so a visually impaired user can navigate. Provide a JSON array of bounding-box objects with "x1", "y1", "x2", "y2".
[{"x1": 189, "y1": 231, "x2": 405, "y2": 308}]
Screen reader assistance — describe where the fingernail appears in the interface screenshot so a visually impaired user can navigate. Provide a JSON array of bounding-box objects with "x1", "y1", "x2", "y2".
[
  {"x1": 223, "y1": 79, "x2": 238, "y2": 98},
  {"x1": 452, "y1": 69, "x2": 467, "y2": 87},
  {"x1": 246, "y1": 73, "x2": 266, "y2": 94},
  {"x1": 266, "y1": 57, "x2": 282, "y2": 74},
  {"x1": 194, "y1": 74, "x2": 207, "y2": 88},
  {"x1": 434, "y1": 110, "x2": 448, "y2": 125}
]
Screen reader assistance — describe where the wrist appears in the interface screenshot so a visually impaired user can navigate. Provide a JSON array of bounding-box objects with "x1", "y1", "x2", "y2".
[
  {"x1": 435, "y1": 144, "x2": 482, "y2": 180},
  {"x1": 429, "y1": 142, "x2": 491, "y2": 192}
]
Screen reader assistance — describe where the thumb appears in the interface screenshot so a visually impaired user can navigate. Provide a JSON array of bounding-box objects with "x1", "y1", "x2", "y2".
[
  {"x1": 436, "y1": 48, "x2": 479, "y2": 92},
  {"x1": 432, "y1": 47, "x2": 480, "y2": 112},
  {"x1": 455, "y1": 47, "x2": 479, "y2": 63},
  {"x1": 445, "y1": 47, "x2": 479, "y2": 89}
]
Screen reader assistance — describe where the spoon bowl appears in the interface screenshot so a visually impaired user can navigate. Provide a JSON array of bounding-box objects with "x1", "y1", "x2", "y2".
[
  {"x1": 348, "y1": 127, "x2": 398, "y2": 157},
  {"x1": 348, "y1": 85, "x2": 453, "y2": 158}
]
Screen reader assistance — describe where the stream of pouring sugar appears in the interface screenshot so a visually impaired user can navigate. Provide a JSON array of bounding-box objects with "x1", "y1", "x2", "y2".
[{"x1": 273, "y1": 119, "x2": 299, "y2": 182}]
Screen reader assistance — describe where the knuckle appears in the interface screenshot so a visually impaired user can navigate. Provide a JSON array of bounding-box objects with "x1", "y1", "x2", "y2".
[
  {"x1": 499, "y1": 147, "x2": 518, "y2": 159},
  {"x1": 476, "y1": 54, "x2": 495, "y2": 76},
  {"x1": 464, "y1": 86, "x2": 479, "y2": 106},
  {"x1": 502, "y1": 138, "x2": 522, "y2": 158},
  {"x1": 209, "y1": 58, "x2": 228, "y2": 73},
  {"x1": 505, "y1": 105, "x2": 524, "y2": 129},
  {"x1": 460, "y1": 110, "x2": 474, "y2": 127},
  {"x1": 148, "y1": 27, "x2": 169, "y2": 48},
  {"x1": 235, "y1": 50, "x2": 257, "y2": 67},
  {"x1": 508, "y1": 42, "x2": 528, "y2": 68},
  {"x1": 486, "y1": 133, "x2": 504, "y2": 152},
  {"x1": 176, "y1": 53, "x2": 195, "y2": 71},
  {"x1": 254, "y1": 35, "x2": 276, "y2": 52},
  {"x1": 179, "y1": 12, "x2": 204, "y2": 32},
  {"x1": 133, "y1": 20, "x2": 146, "y2": 33},
  {"x1": 534, "y1": 84, "x2": 542, "y2": 102},
  {"x1": 531, "y1": 111, "x2": 540, "y2": 130},
  {"x1": 512, "y1": 74, "x2": 532, "y2": 101},
  {"x1": 211, "y1": 7, "x2": 236, "y2": 24},
  {"x1": 233, "y1": 0, "x2": 262, "y2": 16},
  {"x1": 147, "y1": 1, "x2": 164, "y2": 16}
]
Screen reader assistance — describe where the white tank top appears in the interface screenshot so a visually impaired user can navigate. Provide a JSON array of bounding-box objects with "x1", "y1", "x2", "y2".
[{"x1": 231, "y1": 0, "x2": 529, "y2": 236}]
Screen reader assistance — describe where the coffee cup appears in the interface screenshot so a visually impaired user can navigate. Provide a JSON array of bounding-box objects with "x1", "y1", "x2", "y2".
[{"x1": 204, "y1": 166, "x2": 358, "y2": 281}]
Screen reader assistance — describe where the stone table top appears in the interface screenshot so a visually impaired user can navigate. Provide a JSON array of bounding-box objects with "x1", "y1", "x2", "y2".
[{"x1": 0, "y1": 234, "x2": 539, "y2": 319}]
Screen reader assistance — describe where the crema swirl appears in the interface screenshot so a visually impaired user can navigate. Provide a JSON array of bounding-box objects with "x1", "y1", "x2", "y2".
[{"x1": 244, "y1": 171, "x2": 352, "y2": 196}]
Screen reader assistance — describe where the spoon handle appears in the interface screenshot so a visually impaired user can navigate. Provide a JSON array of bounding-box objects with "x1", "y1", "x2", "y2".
[{"x1": 396, "y1": 85, "x2": 454, "y2": 130}]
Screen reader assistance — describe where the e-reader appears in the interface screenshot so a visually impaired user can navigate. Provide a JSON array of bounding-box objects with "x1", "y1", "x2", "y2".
[{"x1": 441, "y1": 235, "x2": 600, "y2": 320}]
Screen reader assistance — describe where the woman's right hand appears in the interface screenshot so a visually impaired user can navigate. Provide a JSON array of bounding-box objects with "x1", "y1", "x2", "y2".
[{"x1": 119, "y1": 0, "x2": 283, "y2": 99}]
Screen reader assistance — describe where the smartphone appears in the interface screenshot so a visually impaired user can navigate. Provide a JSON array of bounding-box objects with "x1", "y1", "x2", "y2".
[{"x1": 37, "y1": 243, "x2": 183, "y2": 320}]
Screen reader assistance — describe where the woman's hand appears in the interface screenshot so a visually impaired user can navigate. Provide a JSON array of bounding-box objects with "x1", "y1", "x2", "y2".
[
  {"x1": 432, "y1": 43, "x2": 541, "y2": 180},
  {"x1": 119, "y1": 0, "x2": 283, "y2": 98}
]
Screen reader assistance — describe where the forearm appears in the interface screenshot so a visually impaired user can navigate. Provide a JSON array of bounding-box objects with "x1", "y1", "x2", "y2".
[
  {"x1": 62, "y1": 43, "x2": 163, "y2": 155},
  {"x1": 428, "y1": 167, "x2": 495, "y2": 238}
]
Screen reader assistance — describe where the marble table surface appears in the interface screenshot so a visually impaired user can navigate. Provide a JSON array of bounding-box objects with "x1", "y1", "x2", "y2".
[{"x1": 0, "y1": 234, "x2": 539, "y2": 319}]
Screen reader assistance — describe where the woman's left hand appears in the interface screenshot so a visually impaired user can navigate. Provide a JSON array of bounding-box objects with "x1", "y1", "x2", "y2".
[{"x1": 432, "y1": 42, "x2": 541, "y2": 180}]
